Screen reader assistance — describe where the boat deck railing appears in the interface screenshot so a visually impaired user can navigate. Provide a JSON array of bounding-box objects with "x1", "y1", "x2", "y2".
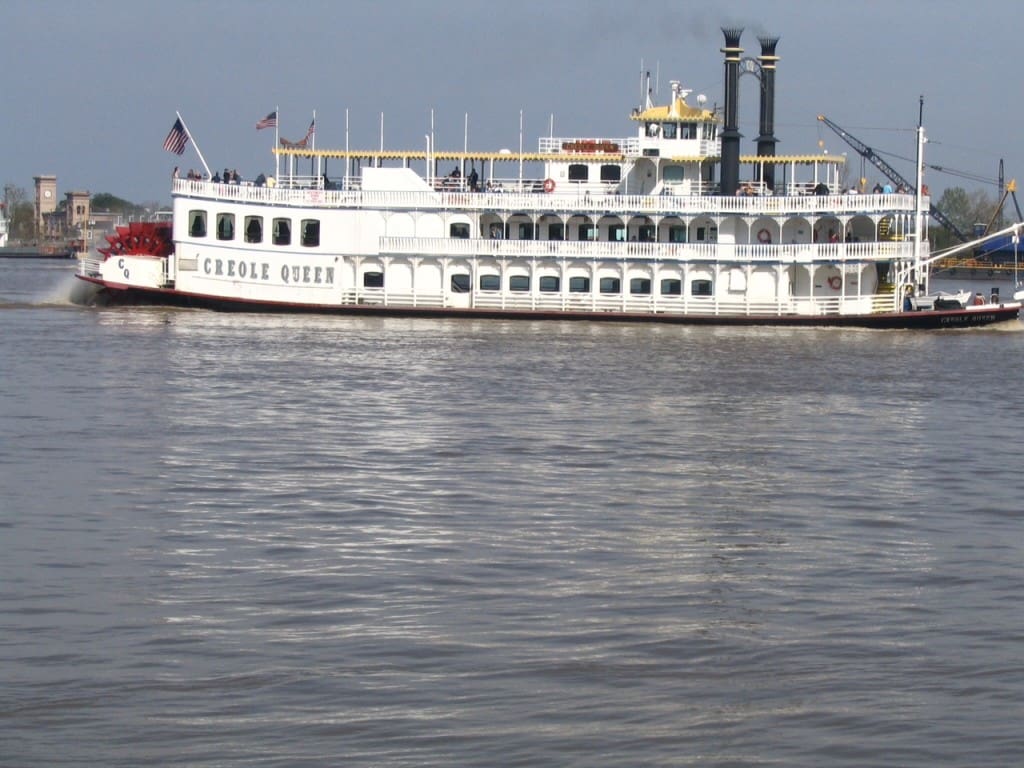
[
  {"x1": 379, "y1": 236, "x2": 914, "y2": 263},
  {"x1": 172, "y1": 178, "x2": 920, "y2": 217},
  {"x1": 342, "y1": 288, "x2": 898, "y2": 316}
]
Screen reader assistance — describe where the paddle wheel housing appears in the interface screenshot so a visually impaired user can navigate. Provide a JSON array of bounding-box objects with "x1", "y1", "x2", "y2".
[{"x1": 98, "y1": 221, "x2": 173, "y2": 260}]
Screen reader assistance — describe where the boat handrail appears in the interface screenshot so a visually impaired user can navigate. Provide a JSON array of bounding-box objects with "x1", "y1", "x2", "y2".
[
  {"x1": 378, "y1": 236, "x2": 913, "y2": 263},
  {"x1": 171, "y1": 179, "x2": 919, "y2": 217}
]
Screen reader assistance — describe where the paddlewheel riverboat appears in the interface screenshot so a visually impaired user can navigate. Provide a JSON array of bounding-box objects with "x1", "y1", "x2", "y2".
[{"x1": 78, "y1": 29, "x2": 1022, "y2": 328}]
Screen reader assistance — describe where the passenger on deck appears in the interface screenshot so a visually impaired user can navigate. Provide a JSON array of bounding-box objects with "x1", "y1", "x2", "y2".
[{"x1": 973, "y1": 292, "x2": 986, "y2": 305}]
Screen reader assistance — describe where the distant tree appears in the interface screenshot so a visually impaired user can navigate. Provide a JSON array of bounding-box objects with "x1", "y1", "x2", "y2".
[
  {"x1": 91, "y1": 192, "x2": 147, "y2": 217},
  {"x1": 3, "y1": 184, "x2": 35, "y2": 242},
  {"x1": 930, "y1": 186, "x2": 999, "y2": 250}
]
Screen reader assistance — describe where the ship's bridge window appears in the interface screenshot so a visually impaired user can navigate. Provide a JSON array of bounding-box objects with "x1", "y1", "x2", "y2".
[
  {"x1": 662, "y1": 122, "x2": 677, "y2": 139},
  {"x1": 216, "y1": 213, "x2": 235, "y2": 241},
  {"x1": 273, "y1": 218, "x2": 291, "y2": 246},
  {"x1": 189, "y1": 210, "x2": 207, "y2": 238},
  {"x1": 509, "y1": 275, "x2": 530, "y2": 292},
  {"x1": 363, "y1": 271, "x2": 384, "y2": 288},
  {"x1": 479, "y1": 274, "x2": 500, "y2": 291},
  {"x1": 244, "y1": 216, "x2": 263, "y2": 244},
  {"x1": 600, "y1": 277, "x2": 621, "y2": 294},
  {"x1": 600, "y1": 165, "x2": 621, "y2": 182},
  {"x1": 569, "y1": 276, "x2": 590, "y2": 293},
  {"x1": 646, "y1": 122, "x2": 659, "y2": 137},
  {"x1": 450, "y1": 223, "x2": 470, "y2": 239},
  {"x1": 301, "y1": 219, "x2": 320, "y2": 247},
  {"x1": 681, "y1": 123, "x2": 696, "y2": 139},
  {"x1": 661, "y1": 279, "x2": 682, "y2": 296},
  {"x1": 568, "y1": 164, "x2": 588, "y2": 182},
  {"x1": 450, "y1": 273, "x2": 471, "y2": 293},
  {"x1": 691, "y1": 279, "x2": 713, "y2": 297},
  {"x1": 539, "y1": 276, "x2": 560, "y2": 292}
]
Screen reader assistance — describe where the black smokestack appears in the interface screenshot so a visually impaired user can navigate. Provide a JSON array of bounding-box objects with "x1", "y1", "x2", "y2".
[
  {"x1": 720, "y1": 27, "x2": 743, "y2": 197},
  {"x1": 757, "y1": 36, "x2": 780, "y2": 191}
]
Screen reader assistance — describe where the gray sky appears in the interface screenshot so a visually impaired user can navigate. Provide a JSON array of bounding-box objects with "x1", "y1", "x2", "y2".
[{"x1": 2, "y1": 0, "x2": 1018, "y2": 206}]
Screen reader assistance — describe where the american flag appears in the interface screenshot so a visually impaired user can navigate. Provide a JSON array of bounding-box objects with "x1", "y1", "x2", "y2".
[
  {"x1": 163, "y1": 118, "x2": 188, "y2": 155},
  {"x1": 256, "y1": 110, "x2": 277, "y2": 130},
  {"x1": 304, "y1": 118, "x2": 315, "y2": 140}
]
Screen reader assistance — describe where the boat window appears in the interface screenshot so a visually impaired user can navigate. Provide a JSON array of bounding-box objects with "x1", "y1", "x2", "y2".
[
  {"x1": 450, "y1": 223, "x2": 470, "y2": 239},
  {"x1": 663, "y1": 166, "x2": 685, "y2": 183},
  {"x1": 609, "y1": 224, "x2": 625, "y2": 242},
  {"x1": 668, "y1": 225, "x2": 686, "y2": 243},
  {"x1": 600, "y1": 164, "x2": 621, "y2": 182},
  {"x1": 661, "y1": 279, "x2": 682, "y2": 296},
  {"x1": 569, "y1": 276, "x2": 590, "y2": 293},
  {"x1": 273, "y1": 218, "x2": 291, "y2": 246},
  {"x1": 577, "y1": 224, "x2": 596, "y2": 241},
  {"x1": 539, "y1": 276, "x2": 560, "y2": 292},
  {"x1": 638, "y1": 225, "x2": 655, "y2": 242},
  {"x1": 681, "y1": 123, "x2": 697, "y2": 139},
  {"x1": 244, "y1": 216, "x2": 263, "y2": 243},
  {"x1": 363, "y1": 271, "x2": 384, "y2": 288},
  {"x1": 599, "y1": 277, "x2": 620, "y2": 294},
  {"x1": 509, "y1": 275, "x2": 530, "y2": 292},
  {"x1": 301, "y1": 219, "x2": 320, "y2": 247},
  {"x1": 691, "y1": 279, "x2": 713, "y2": 297},
  {"x1": 630, "y1": 278, "x2": 652, "y2": 295},
  {"x1": 568, "y1": 164, "x2": 588, "y2": 182},
  {"x1": 662, "y1": 122, "x2": 677, "y2": 140},
  {"x1": 450, "y1": 273, "x2": 471, "y2": 293},
  {"x1": 216, "y1": 213, "x2": 235, "y2": 241},
  {"x1": 479, "y1": 274, "x2": 500, "y2": 291},
  {"x1": 518, "y1": 223, "x2": 534, "y2": 240},
  {"x1": 548, "y1": 223, "x2": 564, "y2": 241},
  {"x1": 189, "y1": 210, "x2": 207, "y2": 238}
]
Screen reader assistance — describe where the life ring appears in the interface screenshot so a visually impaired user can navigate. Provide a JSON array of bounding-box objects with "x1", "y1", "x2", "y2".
[
  {"x1": 543, "y1": 178, "x2": 556, "y2": 193},
  {"x1": 828, "y1": 276, "x2": 842, "y2": 290},
  {"x1": 757, "y1": 228, "x2": 771, "y2": 243}
]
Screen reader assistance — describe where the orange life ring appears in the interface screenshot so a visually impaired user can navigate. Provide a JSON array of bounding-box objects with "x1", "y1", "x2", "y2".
[
  {"x1": 757, "y1": 228, "x2": 771, "y2": 243},
  {"x1": 828, "y1": 276, "x2": 842, "y2": 290},
  {"x1": 543, "y1": 178, "x2": 556, "y2": 193}
]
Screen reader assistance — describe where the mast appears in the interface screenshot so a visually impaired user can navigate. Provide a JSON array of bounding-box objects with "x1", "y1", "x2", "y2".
[{"x1": 914, "y1": 96, "x2": 926, "y2": 293}]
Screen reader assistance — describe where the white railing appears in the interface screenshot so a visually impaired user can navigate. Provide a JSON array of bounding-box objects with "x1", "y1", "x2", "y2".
[
  {"x1": 332, "y1": 287, "x2": 900, "y2": 317},
  {"x1": 172, "y1": 178, "x2": 920, "y2": 217},
  {"x1": 379, "y1": 237, "x2": 915, "y2": 264}
]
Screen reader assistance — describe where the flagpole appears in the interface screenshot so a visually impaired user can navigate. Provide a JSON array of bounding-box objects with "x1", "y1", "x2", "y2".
[
  {"x1": 274, "y1": 105, "x2": 280, "y2": 181},
  {"x1": 312, "y1": 109, "x2": 318, "y2": 182},
  {"x1": 176, "y1": 111, "x2": 211, "y2": 179}
]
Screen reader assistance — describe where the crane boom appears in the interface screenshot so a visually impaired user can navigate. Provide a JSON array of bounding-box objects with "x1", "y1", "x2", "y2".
[{"x1": 816, "y1": 114, "x2": 972, "y2": 242}]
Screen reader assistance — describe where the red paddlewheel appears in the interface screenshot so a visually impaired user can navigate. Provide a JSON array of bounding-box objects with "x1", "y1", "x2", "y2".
[{"x1": 98, "y1": 221, "x2": 173, "y2": 259}]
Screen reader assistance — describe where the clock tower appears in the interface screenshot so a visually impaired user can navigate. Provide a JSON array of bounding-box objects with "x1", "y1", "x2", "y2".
[{"x1": 34, "y1": 175, "x2": 58, "y2": 234}]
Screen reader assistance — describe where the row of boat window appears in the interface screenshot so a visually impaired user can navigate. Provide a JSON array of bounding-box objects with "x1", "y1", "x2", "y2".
[
  {"x1": 188, "y1": 210, "x2": 320, "y2": 247},
  {"x1": 454, "y1": 222, "x2": 708, "y2": 242},
  {"x1": 362, "y1": 271, "x2": 714, "y2": 296}
]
